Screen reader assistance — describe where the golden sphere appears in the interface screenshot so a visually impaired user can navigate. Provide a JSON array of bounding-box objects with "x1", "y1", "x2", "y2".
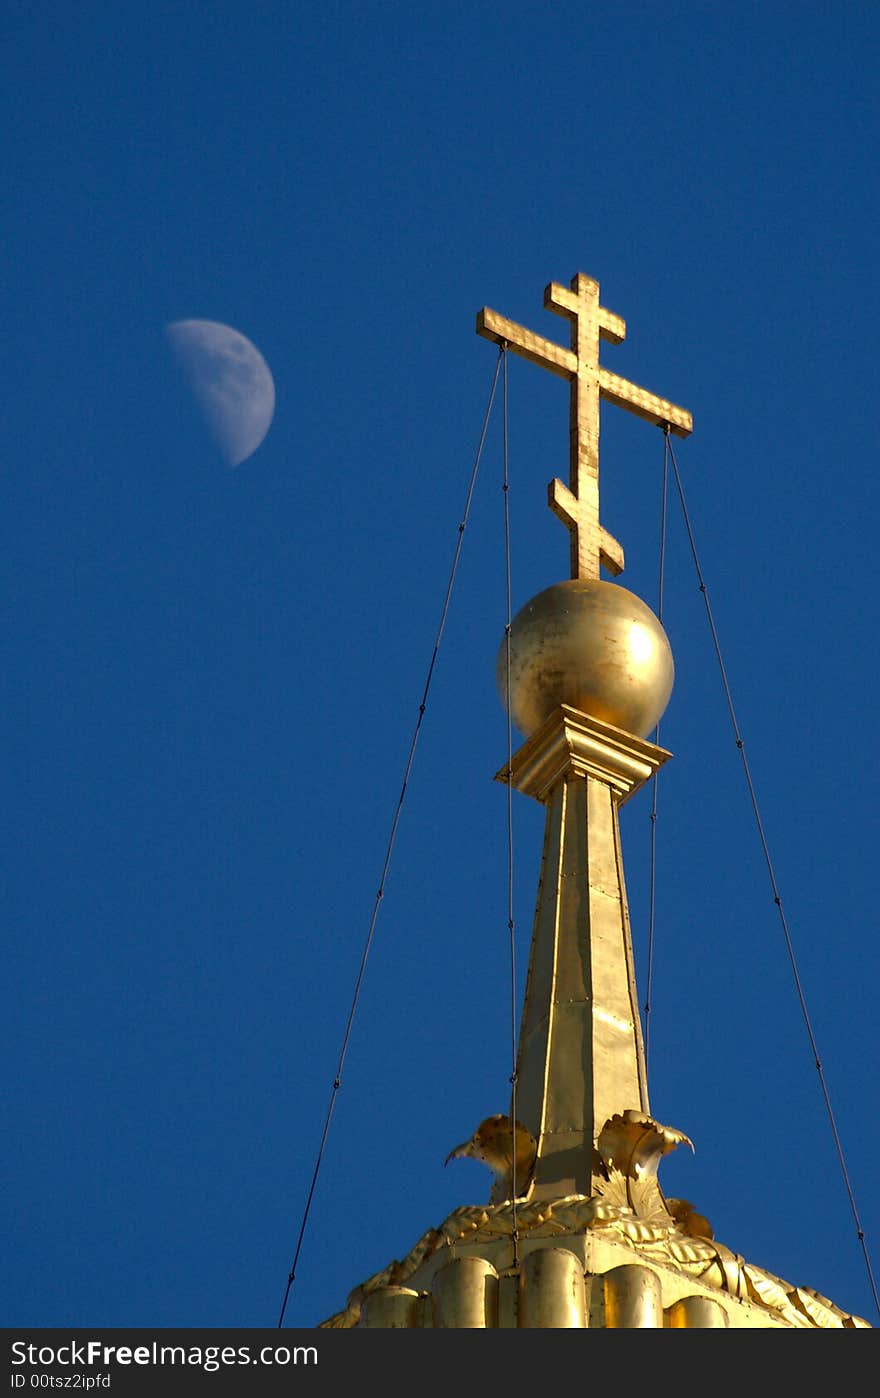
[{"x1": 497, "y1": 579, "x2": 674, "y2": 739}]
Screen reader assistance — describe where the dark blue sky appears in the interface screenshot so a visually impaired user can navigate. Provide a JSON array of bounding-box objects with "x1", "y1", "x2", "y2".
[{"x1": 3, "y1": 3, "x2": 878, "y2": 1328}]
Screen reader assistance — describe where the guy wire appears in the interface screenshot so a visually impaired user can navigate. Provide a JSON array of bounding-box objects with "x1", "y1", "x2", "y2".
[
  {"x1": 500, "y1": 346, "x2": 519, "y2": 1265},
  {"x1": 276, "y1": 348, "x2": 505, "y2": 1327},
  {"x1": 667, "y1": 436, "x2": 878, "y2": 1319},
  {"x1": 644, "y1": 429, "x2": 670, "y2": 1072}
]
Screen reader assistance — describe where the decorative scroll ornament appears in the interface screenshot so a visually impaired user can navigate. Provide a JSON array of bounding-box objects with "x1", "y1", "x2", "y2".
[
  {"x1": 593, "y1": 1110, "x2": 694, "y2": 1229},
  {"x1": 444, "y1": 1115, "x2": 537, "y2": 1205}
]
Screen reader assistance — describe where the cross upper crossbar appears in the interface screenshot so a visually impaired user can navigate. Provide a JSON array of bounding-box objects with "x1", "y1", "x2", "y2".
[{"x1": 477, "y1": 273, "x2": 693, "y2": 580}]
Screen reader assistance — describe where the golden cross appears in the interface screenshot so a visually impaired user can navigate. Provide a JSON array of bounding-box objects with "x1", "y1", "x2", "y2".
[{"x1": 477, "y1": 273, "x2": 693, "y2": 580}]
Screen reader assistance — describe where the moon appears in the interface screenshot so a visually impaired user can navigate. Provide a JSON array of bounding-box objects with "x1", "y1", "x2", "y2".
[{"x1": 166, "y1": 319, "x2": 275, "y2": 467}]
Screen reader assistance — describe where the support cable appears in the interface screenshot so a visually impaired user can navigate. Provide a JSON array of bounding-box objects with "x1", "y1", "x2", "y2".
[
  {"x1": 644, "y1": 431, "x2": 670, "y2": 1072},
  {"x1": 666, "y1": 433, "x2": 879, "y2": 1320},
  {"x1": 276, "y1": 348, "x2": 505, "y2": 1327},
  {"x1": 500, "y1": 347, "x2": 519, "y2": 1266}
]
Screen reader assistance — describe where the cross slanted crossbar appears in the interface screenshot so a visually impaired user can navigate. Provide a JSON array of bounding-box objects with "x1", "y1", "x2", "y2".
[{"x1": 477, "y1": 273, "x2": 693, "y2": 580}]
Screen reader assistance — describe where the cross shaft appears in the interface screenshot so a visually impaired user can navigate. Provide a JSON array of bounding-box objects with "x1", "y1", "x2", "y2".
[{"x1": 477, "y1": 273, "x2": 692, "y2": 580}]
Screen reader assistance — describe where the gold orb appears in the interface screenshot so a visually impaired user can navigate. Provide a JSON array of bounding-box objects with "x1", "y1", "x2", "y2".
[{"x1": 497, "y1": 579, "x2": 674, "y2": 739}]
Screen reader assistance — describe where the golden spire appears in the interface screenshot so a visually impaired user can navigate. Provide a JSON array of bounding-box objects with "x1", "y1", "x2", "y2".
[
  {"x1": 477, "y1": 273, "x2": 683, "y2": 1197},
  {"x1": 477, "y1": 272, "x2": 692, "y2": 580},
  {"x1": 320, "y1": 274, "x2": 869, "y2": 1329}
]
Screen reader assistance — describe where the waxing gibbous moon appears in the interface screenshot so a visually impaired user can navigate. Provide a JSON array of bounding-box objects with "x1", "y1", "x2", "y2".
[{"x1": 166, "y1": 319, "x2": 275, "y2": 467}]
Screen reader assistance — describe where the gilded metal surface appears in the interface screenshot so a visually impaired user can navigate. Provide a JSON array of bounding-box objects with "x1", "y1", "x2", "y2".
[
  {"x1": 321, "y1": 1164, "x2": 870, "y2": 1329},
  {"x1": 519, "y1": 1248, "x2": 586, "y2": 1328},
  {"x1": 494, "y1": 710, "x2": 667, "y2": 1204},
  {"x1": 477, "y1": 272, "x2": 692, "y2": 580},
  {"x1": 592, "y1": 1111, "x2": 694, "y2": 1239},
  {"x1": 603, "y1": 1264, "x2": 664, "y2": 1328},
  {"x1": 497, "y1": 705, "x2": 671, "y2": 806},
  {"x1": 598, "y1": 1110, "x2": 694, "y2": 1185},
  {"x1": 667, "y1": 1294, "x2": 729, "y2": 1328},
  {"x1": 498, "y1": 579, "x2": 674, "y2": 740},
  {"x1": 514, "y1": 773, "x2": 650, "y2": 1198},
  {"x1": 445, "y1": 1115, "x2": 537, "y2": 1204},
  {"x1": 432, "y1": 1257, "x2": 499, "y2": 1329},
  {"x1": 359, "y1": 1286, "x2": 422, "y2": 1328}
]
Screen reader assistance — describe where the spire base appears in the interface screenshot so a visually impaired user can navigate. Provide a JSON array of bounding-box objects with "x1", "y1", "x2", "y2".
[
  {"x1": 496, "y1": 704, "x2": 670, "y2": 804},
  {"x1": 498, "y1": 704, "x2": 670, "y2": 1199}
]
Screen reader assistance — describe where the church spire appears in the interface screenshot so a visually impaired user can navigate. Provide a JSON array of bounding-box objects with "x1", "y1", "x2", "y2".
[
  {"x1": 320, "y1": 274, "x2": 869, "y2": 1330},
  {"x1": 481, "y1": 272, "x2": 682, "y2": 1198}
]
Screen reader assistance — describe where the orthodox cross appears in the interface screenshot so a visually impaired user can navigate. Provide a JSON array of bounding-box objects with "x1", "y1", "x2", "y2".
[{"x1": 477, "y1": 273, "x2": 693, "y2": 580}]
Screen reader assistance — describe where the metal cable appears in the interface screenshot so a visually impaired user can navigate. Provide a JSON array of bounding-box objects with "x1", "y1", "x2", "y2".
[
  {"x1": 500, "y1": 347, "x2": 520, "y2": 1265},
  {"x1": 643, "y1": 431, "x2": 670, "y2": 1072},
  {"x1": 276, "y1": 348, "x2": 505, "y2": 1327},
  {"x1": 667, "y1": 435, "x2": 879, "y2": 1320}
]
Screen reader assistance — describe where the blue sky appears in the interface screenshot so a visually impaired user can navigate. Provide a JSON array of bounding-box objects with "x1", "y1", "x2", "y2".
[{"x1": 3, "y1": 2, "x2": 878, "y2": 1329}]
